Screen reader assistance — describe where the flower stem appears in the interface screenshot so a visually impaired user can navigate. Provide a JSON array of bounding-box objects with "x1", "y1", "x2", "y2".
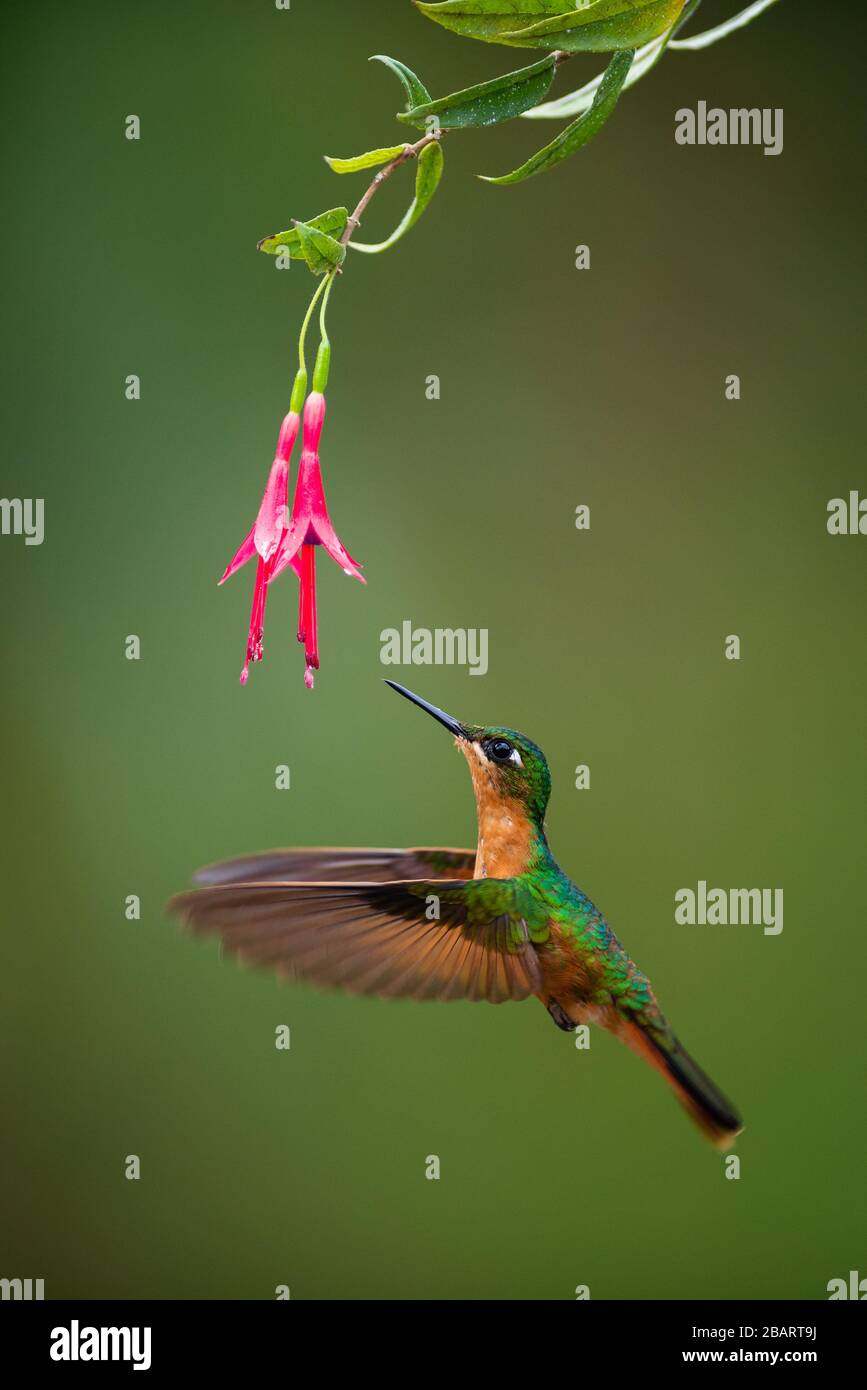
[
  {"x1": 313, "y1": 271, "x2": 337, "y2": 392},
  {"x1": 290, "y1": 135, "x2": 443, "y2": 408},
  {"x1": 294, "y1": 135, "x2": 445, "y2": 401},
  {"x1": 340, "y1": 132, "x2": 443, "y2": 248},
  {"x1": 292, "y1": 274, "x2": 329, "y2": 410}
]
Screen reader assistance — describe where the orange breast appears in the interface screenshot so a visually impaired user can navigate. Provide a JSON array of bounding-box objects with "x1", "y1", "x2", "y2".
[{"x1": 473, "y1": 795, "x2": 535, "y2": 878}]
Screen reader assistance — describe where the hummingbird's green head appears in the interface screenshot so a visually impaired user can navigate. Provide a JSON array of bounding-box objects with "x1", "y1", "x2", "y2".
[
  {"x1": 460, "y1": 724, "x2": 552, "y2": 826},
  {"x1": 384, "y1": 681, "x2": 552, "y2": 827}
]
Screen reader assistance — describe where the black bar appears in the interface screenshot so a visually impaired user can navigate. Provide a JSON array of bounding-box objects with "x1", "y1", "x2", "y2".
[{"x1": 2, "y1": 1299, "x2": 862, "y2": 1373}]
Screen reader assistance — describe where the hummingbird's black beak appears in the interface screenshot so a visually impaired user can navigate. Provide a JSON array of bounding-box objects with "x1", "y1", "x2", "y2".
[{"x1": 384, "y1": 680, "x2": 468, "y2": 740}]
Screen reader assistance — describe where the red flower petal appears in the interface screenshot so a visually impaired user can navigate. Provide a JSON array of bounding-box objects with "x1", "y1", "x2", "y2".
[{"x1": 219, "y1": 526, "x2": 256, "y2": 586}]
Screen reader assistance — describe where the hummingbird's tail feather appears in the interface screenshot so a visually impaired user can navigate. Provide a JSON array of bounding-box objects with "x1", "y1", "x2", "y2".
[{"x1": 620, "y1": 1020, "x2": 743, "y2": 1150}]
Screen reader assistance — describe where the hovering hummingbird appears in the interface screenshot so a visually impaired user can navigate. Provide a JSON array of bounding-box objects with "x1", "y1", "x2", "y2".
[{"x1": 170, "y1": 681, "x2": 742, "y2": 1148}]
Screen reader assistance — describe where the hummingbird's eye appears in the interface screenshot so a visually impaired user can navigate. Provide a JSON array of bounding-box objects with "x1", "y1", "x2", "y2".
[{"x1": 489, "y1": 739, "x2": 514, "y2": 764}]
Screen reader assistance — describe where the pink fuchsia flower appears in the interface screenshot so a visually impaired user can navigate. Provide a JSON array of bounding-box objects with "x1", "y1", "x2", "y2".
[
  {"x1": 219, "y1": 410, "x2": 300, "y2": 685},
  {"x1": 271, "y1": 391, "x2": 364, "y2": 688}
]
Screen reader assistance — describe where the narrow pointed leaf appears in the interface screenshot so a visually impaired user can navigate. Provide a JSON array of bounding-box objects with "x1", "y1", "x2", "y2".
[
  {"x1": 325, "y1": 145, "x2": 408, "y2": 174},
  {"x1": 416, "y1": 0, "x2": 685, "y2": 52},
  {"x1": 502, "y1": 0, "x2": 686, "y2": 52},
  {"x1": 670, "y1": 0, "x2": 781, "y2": 52},
  {"x1": 257, "y1": 208, "x2": 348, "y2": 258},
  {"x1": 482, "y1": 48, "x2": 633, "y2": 184},
  {"x1": 350, "y1": 141, "x2": 444, "y2": 254},
  {"x1": 398, "y1": 54, "x2": 556, "y2": 130},
  {"x1": 414, "y1": 1, "x2": 571, "y2": 44},
  {"x1": 525, "y1": 0, "x2": 700, "y2": 119},
  {"x1": 370, "y1": 54, "x2": 432, "y2": 111},
  {"x1": 293, "y1": 219, "x2": 347, "y2": 275}
]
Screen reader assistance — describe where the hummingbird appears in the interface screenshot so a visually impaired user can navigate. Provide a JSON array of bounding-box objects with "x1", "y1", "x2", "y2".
[{"x1": 170, "y1": 681, "x2": 743, "y2": 1148}]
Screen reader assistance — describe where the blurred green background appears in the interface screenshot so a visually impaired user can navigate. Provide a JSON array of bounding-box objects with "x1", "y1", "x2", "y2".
[{"x1": 1, "y1": 0, "x2": 865, "y2": 1300}]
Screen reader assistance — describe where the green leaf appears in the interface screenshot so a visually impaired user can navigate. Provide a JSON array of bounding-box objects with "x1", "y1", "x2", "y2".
[
  {"x1": 325, "y1": 145, "x2": 408, "y2": 174},
  {"x1": 369, "y1": 54, "x2": 432, "y2": 111},
  {"x1": 292, "y1": 219, "x2": 347, "y2": 275},
  {"x1": 398, "y1": 54, "x2": 556, "y2": 130},
  {"x1": 525, "y1": 0, "x2": 700, "y2": 119},
  {"x1": 414, "y1": 0, "x2": 570, "y2": 45},
  {"x1": 481, "y1": 47, "x2": 633, "y2": 184},
  {"x1": 415, "y1": 0, "x2": 685, "y2": 52},
  {"x1": 257, "y1": 208, "x2": 348, "y2": 258},
  {"x1": 350, "y1": 140, "x2": 444, "y2": 254},
  {"x1": 503, "y1": 0, "x2": 686, "y2": 51}
]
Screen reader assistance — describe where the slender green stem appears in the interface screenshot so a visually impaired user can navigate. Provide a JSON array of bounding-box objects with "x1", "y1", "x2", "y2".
[
  {"x1": 318, "y1": 270, "x2": 336, "y2": 343},
  {"x1": 291, "y1": 273, "x2": 330, "y2": 411},
  {"x1": 313, "y1": 271, "x2": 337, "y2": 393},
  {"x1": 292, "y1": 135, "x2": 438, "y2": 397},
  {"x1": 341, "y1": 132, "x2": 441, "y2": 248},
  {"x1": 297, "y1": 274, "x2": 329, "y2": 374}
]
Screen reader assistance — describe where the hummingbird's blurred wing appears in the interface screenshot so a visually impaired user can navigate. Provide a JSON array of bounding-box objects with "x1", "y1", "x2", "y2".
[
  {"x1": 192, "y1": 846, "x2": 475, "y2": 887},
  {"x1": 169, "y1": 878, "x2": 544, "y2": 1004}
]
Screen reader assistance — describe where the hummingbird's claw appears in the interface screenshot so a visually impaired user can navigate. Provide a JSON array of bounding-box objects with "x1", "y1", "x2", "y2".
[{"x1": 547, "y1": 999, "x2": 576, "y2": 1033}]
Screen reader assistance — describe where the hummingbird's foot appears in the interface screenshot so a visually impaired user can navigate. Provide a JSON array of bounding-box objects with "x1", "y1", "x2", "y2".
[{"x1": 546, "y1": 998, "x2": 576, "y2": 1033}]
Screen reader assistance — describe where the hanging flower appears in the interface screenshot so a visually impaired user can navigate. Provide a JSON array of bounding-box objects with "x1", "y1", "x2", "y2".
[
  {"x1": 271, "y1": 391, "x2": 364, "y2": 688},
  {"x1": 219, "y1": 410, "x2": 300, "y2": 685}
]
